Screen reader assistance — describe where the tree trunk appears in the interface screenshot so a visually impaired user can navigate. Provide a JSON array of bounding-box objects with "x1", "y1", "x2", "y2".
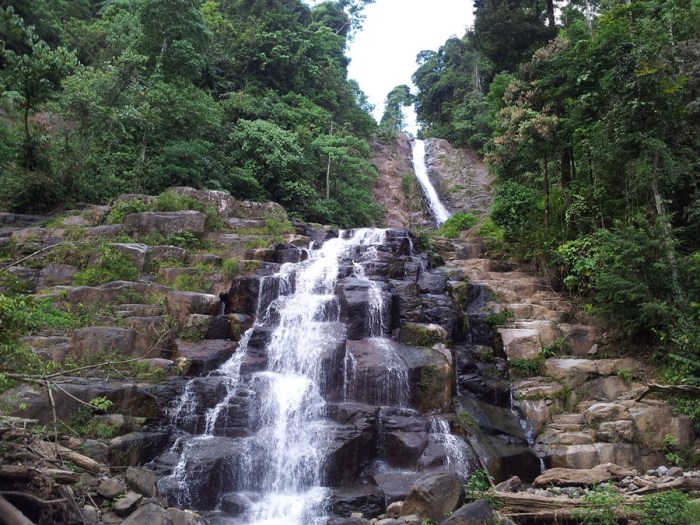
[
  {"x1": 543, "y1": 149, "x2": 550, "y2": 228},
  {"x1": 326, "y1": 122, "x2": 333, "y2": 200},
  {"x1": 546, "y1": 0, "x2": 556, "y2": 29}
]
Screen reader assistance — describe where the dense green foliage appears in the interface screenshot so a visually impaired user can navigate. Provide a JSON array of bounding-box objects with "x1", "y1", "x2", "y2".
[
  {"x1": 413, "y1": 0, "x2": 700, "y2": 390},
  {"x1": 0, "y1": 0, "x2": 381, "y2": 227}
]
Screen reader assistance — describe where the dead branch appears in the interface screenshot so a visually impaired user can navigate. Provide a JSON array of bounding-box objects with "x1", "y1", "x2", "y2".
[
  {"x1": 627, "y1": 476, "x2": 700, "y2": 495},
  {"x1": 0, "y1": 491, "x2": 66, "y2": 506},
  {"x1": 0, "y1": 465, "x2": 80, "y2": 484},
  {"x1": 635, "y1": 382, "x2": 700, "y2": 402},
  {"x1": 0, "y1": 495, "x2": 36, "y2": 525}
]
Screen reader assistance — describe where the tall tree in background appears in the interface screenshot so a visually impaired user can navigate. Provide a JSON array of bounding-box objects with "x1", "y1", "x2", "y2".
[{"x1": 379, "y1": 84, "x2": 413, "y2": 135}]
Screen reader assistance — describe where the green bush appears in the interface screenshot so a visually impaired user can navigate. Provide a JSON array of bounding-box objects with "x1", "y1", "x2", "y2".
[
  {"x1": 154, "y1": 190, "x2": 204, "y2": 213},
  {"x1": 491, "y1": 180, "x2": 541, "y2": 241},
  {"x1": 641, "y1": 491, "x2": 694, "y2": 525},
  {"x1": 73, "y1": 246, "x2": 138, "y2": 286},
  {"x1": 107, "y1": 199, "x2": 152, "y2": 224},
  {"x1": 573, "y1": 484, "x2": 624, "y2": 525},
  {"x1": 222, "y1": 258, "x2": 239, "y2": 280},
  {"x1": 438, "y1": 212, "x2": 477, "y2": 239}
]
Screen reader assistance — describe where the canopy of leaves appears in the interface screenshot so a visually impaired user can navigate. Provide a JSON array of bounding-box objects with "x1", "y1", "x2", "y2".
[{"x1": 0, "y1": 0, "x2": 380, "y2": 227}]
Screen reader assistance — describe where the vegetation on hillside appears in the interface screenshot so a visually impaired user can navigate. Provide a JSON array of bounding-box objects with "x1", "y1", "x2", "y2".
[
  {"x1": 0, "y1": 0, "x2": 381, "y2": 227},
  {"x1": 414, "y1": 0, "x2": 700, "y2": 408}
]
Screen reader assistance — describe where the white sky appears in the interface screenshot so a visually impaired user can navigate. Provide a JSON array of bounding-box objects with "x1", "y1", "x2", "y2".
[{"x1": 346, "y1": 0, "x2": 473, "y2": 134}]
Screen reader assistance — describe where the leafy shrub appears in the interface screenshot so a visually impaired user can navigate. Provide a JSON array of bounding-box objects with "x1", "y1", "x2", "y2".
[
  {"x1": 438, "y1": 212, "x2": 477, "y2": 239},
  {"x1": 107, "y1": 199, "x2": 151, "y2": 224},
  {"x1": 491, "y1": 180, "x2": 541, "y2": 241},
  {"x1": 73, "y1": 246, "x2": 138, "y2": 286},
  {"x1": 508, "y1": 355, "x2": 545, "y2": 379},
  {"x1": 222, "y1": 258, "x2": 239, "y2": 280},
  {"x1": 574, "y1": 484, "x2": 624, "y2": 525},
  {"x1": 641, "y1": 491, "x2": 694, "y2": 525},
  {"x1": 154, "y1": 190, "x2": 204, "y2": 213}
]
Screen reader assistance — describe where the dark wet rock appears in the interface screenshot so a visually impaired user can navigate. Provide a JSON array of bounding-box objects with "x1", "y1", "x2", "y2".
[
  {"x1": 328, "y1": 485, "x2": 385, "y2": 519},
  {"x1": 107, "y1": 432, "x2": 169, "y2": 466},
  {"x1": 173, "y1": 339, "x2": 237, "y2": 376},
  {"x1": 220, "y1": 493, "x2": 254, "y2": 516},
  {"x1": 372, "y1": 470, "x2": 425, "y2": 505},
  {"x1": 337, "y1": 278, "x2": 391, "y2": 340},
  {"x1": 228, "y1": 275, "x2": 261, "y2": 316},
  {"x1": 322, "y1": 405, "x2": 378, "y2": 484},
  {"x1": 158, "y1": 437, "x2": 244, "y2": 509}
]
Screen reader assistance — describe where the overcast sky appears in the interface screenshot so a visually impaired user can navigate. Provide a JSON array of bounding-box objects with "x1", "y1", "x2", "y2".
[{"x1": 346, "y1": 0, "x2": 473, "y2": 134}]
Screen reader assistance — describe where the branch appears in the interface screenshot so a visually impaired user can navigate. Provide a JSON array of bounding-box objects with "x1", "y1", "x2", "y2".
[
  {"x1": 0, "y1": 495, "x2": 35, "y2": 525},
  {"x1": 635, "y1": 382, "x2": 700, "y2": 402}
]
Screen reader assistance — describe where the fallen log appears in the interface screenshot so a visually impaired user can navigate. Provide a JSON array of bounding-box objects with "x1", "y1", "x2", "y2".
[
  {"x1": 494, "y1": 491, "x2": 643, "y2": 521},
  {"x1": 0, "y1": 495, "x2": 35, "y2": 525},
  {"x1": 635, "y1": 382, "x2": 700, "y2": 402},
  {"x1": 0, "y1": 465, "x2": 80, "y2": 484},
  {"x1": 627, "y1": 476, "x2": 700, "y2": 495},
  {"x1": 56, "y1": 445, "x2": 102, "y2": 474}
]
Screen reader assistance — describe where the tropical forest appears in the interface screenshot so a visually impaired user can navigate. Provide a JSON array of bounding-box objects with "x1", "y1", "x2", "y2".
[{"x1": 0, "y1": 0, "x2": 699, "y2": 524}]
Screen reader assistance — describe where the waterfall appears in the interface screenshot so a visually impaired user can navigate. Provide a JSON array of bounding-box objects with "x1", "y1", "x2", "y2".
[
  {"x1": 412, "y1": 139, "x2": 451, "y2": 226},
  {"x1": 165, "y1": 228, "x2": 395, "y2": 525}
]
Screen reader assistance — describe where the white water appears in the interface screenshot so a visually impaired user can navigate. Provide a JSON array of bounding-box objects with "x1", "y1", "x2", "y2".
[
  {"x1": 167, "y1": 228, "x2": 392, "y2": 524},
  {"x1": 412, "y1": 139, "x2": 451, "y2": 226},
  {"x1": 428, "y1": 417, "x2": 471, "y2": 477}
]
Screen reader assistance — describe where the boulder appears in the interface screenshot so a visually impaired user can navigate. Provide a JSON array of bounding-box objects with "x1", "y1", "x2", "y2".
[
  {"x1": 72, "y1": 326, "x2": 138, "y2": 358},
  {"x1": 110, "y1": 243, "x2": 149, "y2": 272},
  {"x1": 497, "y1": 328, "x2": 541, "y2": 360},
  {"x1": 149, "y1": 245, "x2": 188, "y2": 263},
  {"x1": 126, "y1": 467, "x2": 158, "y2": 497},
  {"x1": 122, "y1": 503, "x2": 171, "y2": 525},
  {"x1": 38, "y1": 263, "x2": 78, "y2": 287},
  {"x1": 123, "y1": 211, "x2": 205, "y2": 237},
  {"x1": 400, "y1": 472, "x2": 464, "y2": 522},
  {"x1": 439, "y1": 500, "x2": 494, "y2": 525},
  {"x1": 113, "y1": 491, "x2": 143, "y2": 516},
  {"x1": 165, "y1": 291, "x2": 220, "y2": 322},
  {"x1": 173, "y1": 339, "x2": 237, "y2": 376},
  {"x1": 97, "y1": 478, "x2": 126, "y2": 499},
  {"x1": 167, "y1": 508, "x2": 208, "y2": 525}
]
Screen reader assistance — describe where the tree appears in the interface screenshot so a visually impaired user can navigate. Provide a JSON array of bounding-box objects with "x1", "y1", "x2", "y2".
[
  {"x1": 1, "y1": 7, "x2": 76, "y2": 171},
  {"x1": 379, "y1": 84, "x2": 413, "y2": 135},
  {"x1": 138, "y1": 0, "x2": 211, "y2": 81}
]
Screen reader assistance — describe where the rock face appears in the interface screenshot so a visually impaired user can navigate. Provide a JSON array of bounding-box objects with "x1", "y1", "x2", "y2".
[
  {"x1": 154, "y1": 228, "x2": 494, "y2": 522},
  {"x1": 424, "y1": 138, "x2": 493, "y2": 218},
  {"x1": 371, "y1": 134, "x2": 432, "y2": 228},
  {"x1": 2, "y1": 182, "x2": 693, "y2": 525}
]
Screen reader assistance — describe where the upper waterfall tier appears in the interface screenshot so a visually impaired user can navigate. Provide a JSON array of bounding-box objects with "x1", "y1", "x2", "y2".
[{"x1": 411, "y1": 139, "x2": 451, "y2": 226}]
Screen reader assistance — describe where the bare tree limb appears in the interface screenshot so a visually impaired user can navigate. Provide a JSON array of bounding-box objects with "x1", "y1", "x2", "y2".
[
  {"x1": 0, "y1": 495, "x2": 36, "y2": 525},
  {"x1": 635, "y1": 382, "x2": 700, "y2": 402}
]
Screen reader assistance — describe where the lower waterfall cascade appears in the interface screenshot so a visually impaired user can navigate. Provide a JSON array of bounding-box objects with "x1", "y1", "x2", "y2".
[{"x1": 153, "y1": 225, "x2": 541, "y2": 524}]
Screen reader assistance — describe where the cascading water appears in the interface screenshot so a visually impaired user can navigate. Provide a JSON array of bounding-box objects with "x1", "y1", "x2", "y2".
[
  {"x1": 164, "y1": 228, "x2": 402, "y2": 525},
  {"x1": 412, "y1": 139, "x2": 451, "y2": 226}
]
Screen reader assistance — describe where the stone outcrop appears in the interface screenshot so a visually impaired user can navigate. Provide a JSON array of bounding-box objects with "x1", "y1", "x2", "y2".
[{"x1": 370, "y1": 134, "x2": 431, "y2": 228}]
